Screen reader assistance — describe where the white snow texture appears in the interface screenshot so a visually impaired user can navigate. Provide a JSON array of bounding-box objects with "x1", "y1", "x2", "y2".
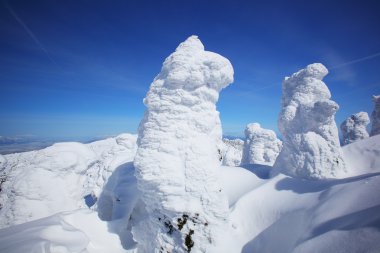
[
  {"x1": 370, "y1": 95, "x2": 380, "y2": 136},
  {"x1": 0, "y1": 134, "x2": 137, "y2": 228},
  {"x1": 242, "y1": 123, "x2": 282, "y2": 166},
  {"x1": 1, "y1": 135, "x2": 380, "y2": 253},
  {"x1": 272, "y1": 63, "x2": 346, "y2": 179},
  {"x1": 340, "y1": 112, "x2": 369, "y2": 145},
  {"x1": 133, "y1": 36, "x2": 233, "y2": 253}
]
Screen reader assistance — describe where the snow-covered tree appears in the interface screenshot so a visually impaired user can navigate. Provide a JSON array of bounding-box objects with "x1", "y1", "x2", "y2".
[
  {"x1": 242, "y1": 123, "x2": 282, "y2": 166},
  {"x1": 340, "y1": 112, "x2": 370, "y2": 145},
  {"x1": 272, "y1": 63, "x2": 346, "y2": 179},
  {"x1": 370, "y1": 95, "x2": 380, "y2": 136},
  {"x1": 132, "y1": 36, "x2": 233, "y2": 253},
  {"x1": 221, "y1": 138, "x2": 244, "y2": 166}
]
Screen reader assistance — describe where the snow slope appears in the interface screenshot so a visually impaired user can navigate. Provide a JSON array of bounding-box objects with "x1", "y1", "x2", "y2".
[
  {"x1": 342, "y1": 134, "x2": 380, "y2": 176},
  {"x1": 232, "y1": 172, "x2": 380, "y2": 253},
  {"x1": 0, "y1": 133, "x2": 137, "y2": 228},
  {"x1": 0, "y1": 134, "x2": 379, "y2": 253}
]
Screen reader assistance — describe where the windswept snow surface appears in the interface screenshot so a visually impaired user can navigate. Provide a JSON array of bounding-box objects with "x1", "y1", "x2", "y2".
[
  {"x1": 0, "y1": 209, "x2": 129, "y2": 253},
  {"x1": 229, "y1": 135, "x2": 380, "y2": 253},
  {"x1": 342, "y1": 134, "x2": 380, "y2": 176},
  {"x1": 0, "y1": 135, "x2": 379, "y2": 252},
  {"x1": 340, "y1": 112, "x2": 370, "y2": 145},
  {"x1": 242, "y1": 123, "x2": 282, "y2": 166},
  {"x1": 0, "y1": 133, "x2": 137, "y2": 228},
  {"x1": 273, "y1": 63, "x2": 346, "y2": 179},
  {"x1": 370, "y1": 95, "x2": 380, "y2": 136},
  {"x1": 133, "y1": 35, "x2": 233, "y2": 253}
]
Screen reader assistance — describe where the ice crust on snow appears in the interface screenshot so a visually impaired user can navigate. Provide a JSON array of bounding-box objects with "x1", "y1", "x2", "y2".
[
  {"x1": 133, "y1": 35, "x2": 233, "y2": 253},
  {"x1": 0, "y1": 134, "x2": 137, "y2": 228},
  {"x1": 340, "y1": 112, "x2": 369, "y2": 145},
  {"x1": 370, "y1": 95, "x2": 380, "y2": 136},
  {"x1": 221, "y1": 138, "x2": 244, "y2": 166},
  {"x1": 242, "y1": 123, "x2": 282, "y2": 166},
  {"x1": 272, "y1": 63, "x2": 346, "y2": 179}
]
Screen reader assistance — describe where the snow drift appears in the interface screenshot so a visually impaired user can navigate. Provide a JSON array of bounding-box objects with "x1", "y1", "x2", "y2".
[
  {"x1": 242, "y1": 123, "x2": 282, "y2": 166},
  {"x1": 0, "y1": 135, "x2": 379, "y2": 253},
  {"x1": 133, "y1": 35, "x2": 233, "y2": 253},
  {"x1": 340, "y1": 112, "x2": 369, "y2": 145},
  {"x1": 0, "y1": 209, "x2": 127, "y2": 253},
  {"x1": 272, "y1": 63, "x2": 346, "y2": 179}
]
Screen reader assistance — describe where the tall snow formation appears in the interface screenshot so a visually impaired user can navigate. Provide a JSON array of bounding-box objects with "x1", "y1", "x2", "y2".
[
  {"x1": 133, "y1": 36, "x2": 233, "y2": 253},
  {"x1": 221, "y1": 138, "x2": 244, "y2": 166},
  {"x1": 242, "y1": 123, "x2": 282, "y2": 166},
  {"x1": 272, "y1": 63, "x2": 346, "y2": 179},
  {"x1": 370, "y1": 95, "x2": 380, "y2": 136},
  {"x1": 340, "y1": 112, "x2": 370, "y2": 145}
]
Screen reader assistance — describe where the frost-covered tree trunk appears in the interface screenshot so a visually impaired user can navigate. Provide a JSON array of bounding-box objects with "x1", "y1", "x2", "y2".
[
  {"x1": 241, "y1": 123, "x2": 282, "y2": 166},
  {"x1": 272, "y1": 63, "x2": 346, "y2": 179},
  {"x1": 132, "y1": 36, "x2": 233, "y2": 253},
  {"x1": 370, "y1": 95, "x2": 380, "y2": 136},
  {"x1": 340, "y1": 112, "x2": 369, "y2": 145}
]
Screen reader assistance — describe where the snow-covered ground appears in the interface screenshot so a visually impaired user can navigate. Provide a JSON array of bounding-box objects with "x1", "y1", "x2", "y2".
[
  {"x1": 0, "y1": 133, "x2": 137, "y2": 228},
  {"x1": 0, "y1": 134, "x2": 379, "y2": 253}
]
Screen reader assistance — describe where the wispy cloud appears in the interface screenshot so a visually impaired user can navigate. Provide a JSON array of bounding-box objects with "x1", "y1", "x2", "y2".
[
  {"x1": 3, "y1": 1, "x2": 58, "y2": 66},
  {"x1": 330, "y1": 52, "x2": 380, "y2": 69}
]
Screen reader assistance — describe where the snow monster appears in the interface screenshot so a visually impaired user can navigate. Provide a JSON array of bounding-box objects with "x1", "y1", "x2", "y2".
[
  {"x1": 133, "y1": 36, "x2": 233, "y2": 252},
  {"x1": 242, "y1": 123, "x2": 282, "y2": 166},
  {"x1": 340, "y1": 112, "x2": 370, "y2": 145},
  {"x1": 272, "y1": 63, "x2": 346, "y2": 179}
]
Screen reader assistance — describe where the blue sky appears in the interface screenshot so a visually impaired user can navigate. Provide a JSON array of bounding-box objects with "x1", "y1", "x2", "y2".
[{"x1": 1, "y1": 0, "x2": 380, "y2": 139}]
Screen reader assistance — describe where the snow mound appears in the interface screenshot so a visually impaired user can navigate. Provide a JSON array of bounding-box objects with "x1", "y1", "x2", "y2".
[
  {"x1": 232, "y1": 172, "x2": 380, "y2": 253},
  {"x1": 272, "y1": 63, "x2": 346, "y2": 179},
  {"x1": 340, "y1": 112, "x2": 370, "y2": 145},
  {"x1": 242, "y1": 123, "x2": 282, "y2": 166},
  {"x1": 0, "y1": 209, "x2": 129, "y2": 253},
  {"x1": 222, "y1": 138, "x2": 244, "y2": 166},
  {"x1": 0, "y1": 134, "x2": 137, "y2": 228},
  {"x1": 370, "y1": 95, "x2": 380, "y2": 136},
  {"x1": 133, "y1": 35, "x2": 233, "y2": 253},
  {"x1": 342, "y1": 134, "x2": 380, "y2": 176}
]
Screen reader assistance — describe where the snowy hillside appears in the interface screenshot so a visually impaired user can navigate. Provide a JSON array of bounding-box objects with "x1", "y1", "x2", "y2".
[
  {"x1": 0, "y1": 134, "x2": 379, "y2": 253},
  {"x1": 0, "y1": 133, "x2": 137, "y2": 228}
]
